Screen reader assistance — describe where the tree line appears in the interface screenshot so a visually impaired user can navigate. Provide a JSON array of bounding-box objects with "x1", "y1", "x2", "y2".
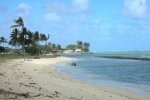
[
  {"x1": 0, "y1": 17, "x2": 62, "y2": 56},
  {"x1": 0, "y1": 17, "x2": 90, "y2": 56}
]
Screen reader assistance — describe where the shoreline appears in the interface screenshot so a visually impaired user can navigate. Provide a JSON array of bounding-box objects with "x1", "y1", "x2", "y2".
[
  {"x1": 54, "y1": 61, "x2": 150, "y2": 97},
  {"x1": 0, "y1": 57, "x2": 149, "y2": 100}
]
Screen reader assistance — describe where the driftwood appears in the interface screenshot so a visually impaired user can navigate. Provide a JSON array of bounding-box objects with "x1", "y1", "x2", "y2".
[
  {"x1": 0, "y1": 73, "x2": 4, "y2": 76},
  {"x1": 0, "y1": 89, "x2": 41, "y2": 99},
  {"x1": 69, "y1": 96, "x2": 83, "y2": 100},
  {"x1": 46, "y1": 95, "x2": 54, "y2": 98},
  {"x1": 30, "y1": 82, "x2": 36, "y2": 85},
  {"x1": 0, "y1": 89, "x2": 29, "y2": 98},
  {"x1": 19, "y1": 83, "x2": 31, "y2": 87}
]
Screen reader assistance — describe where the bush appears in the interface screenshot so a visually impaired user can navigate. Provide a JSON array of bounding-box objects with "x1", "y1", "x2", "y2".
[
  {"x1": 25, "y1": 47, "x2": 39, "y2": 55},
  {"x1": 0, "y1": 46, "x2": 5, "y2": 53}
]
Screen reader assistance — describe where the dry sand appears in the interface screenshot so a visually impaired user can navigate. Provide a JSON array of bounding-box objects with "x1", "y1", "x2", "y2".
[{"x1": 0, "y1": 57, "x2": 149, "y2": 100}]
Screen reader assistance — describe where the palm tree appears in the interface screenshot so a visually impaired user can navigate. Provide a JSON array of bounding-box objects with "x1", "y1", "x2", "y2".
[
  {"x1": 33, "y1": 31, "x2": 40, "y2": 56},
  {"x1": 83, "y1": 42, "x2": 90, "y2": 52},
  {"x1": 9, "y1": 28, "x2": 19, "y2": 49},
  {"x1": 48, "y1": 42, "x2": 51, "y2": 46},
  {"x1": 0, "y1": 37, "x2": 7, "y2": 47},
  {"x1": 11, "y1": 17, "x2": 26, "y2": 60},
  {"x1": 26, "y1": 30, "x2": 33, "y2": 47},
  {"x1": 0, "y1": 37, "x2": 2, "y2": 44},
  {"x1": 52, "y1": 43, "x2": 56, "y2": 50},
  {"x1": 57, "y1": 44, "x2": 62, "y2": 51},
  {"x1": 0, "y1": 37, "x2": 7, "y2": 54},
  {"x1": 45, "y1": 34, "x2": 50, "y2": 46},
  {"x1": 11, "y1": 17, "x2": 24, "y2": 28},
  {"x1": 77, "y1": 41, "x2": 83, "y2": 50},
  {"x1": 40, "y1": 34, "x2": 50, "y2": 55},
  {"x1": 40, "y1": 33, "x2": 46, "y2": 43},
  {"x1": 51, "y1": 43, "x2": 57, "y2": 54}
]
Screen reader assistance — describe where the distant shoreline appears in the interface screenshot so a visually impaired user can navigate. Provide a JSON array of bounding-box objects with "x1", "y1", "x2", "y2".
[{"x1": 96, "y1": 56, "x2": 150, "y2": 61}]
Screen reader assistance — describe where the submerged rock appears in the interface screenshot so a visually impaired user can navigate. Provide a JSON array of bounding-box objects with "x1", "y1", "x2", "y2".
[{"x1": 71, "y1": 63, "x2": 76, "y2": 66}]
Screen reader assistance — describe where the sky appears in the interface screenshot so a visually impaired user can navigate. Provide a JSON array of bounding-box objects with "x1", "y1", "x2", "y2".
[{"x1": 0, "y1": 0, "x2": 150, "y2": 52}]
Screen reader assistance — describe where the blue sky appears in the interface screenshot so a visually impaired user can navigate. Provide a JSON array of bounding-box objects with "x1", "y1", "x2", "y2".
[{"x1": 0, "y1": 0, "x2": 150, "y2": 51}]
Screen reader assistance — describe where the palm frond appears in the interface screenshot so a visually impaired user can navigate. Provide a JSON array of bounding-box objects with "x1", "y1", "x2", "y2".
[{"x1": 11, "y1": 24, "x2": 22, "y2": 28}]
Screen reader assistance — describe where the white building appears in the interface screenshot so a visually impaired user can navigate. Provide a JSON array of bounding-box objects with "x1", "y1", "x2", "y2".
[
  {"x1": 75, "y1": 49, "x2": 82, "y2": 53},
  {"x1": 63, "y1": 50, "x2": 74, "y2": 54}
]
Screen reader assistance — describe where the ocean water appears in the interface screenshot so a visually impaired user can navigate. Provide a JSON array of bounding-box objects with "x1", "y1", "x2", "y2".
[{"x1": 54, "y1": 52, "x2": 150, "y2": 96}]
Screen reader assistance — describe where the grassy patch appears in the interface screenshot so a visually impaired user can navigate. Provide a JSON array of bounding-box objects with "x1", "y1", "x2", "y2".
[
  {"x1": 0, "y1": 54, "x2": 24, "y2": 59},
  {"x1": 0, "y1": 54, "x2": 57, "y2": 61}
]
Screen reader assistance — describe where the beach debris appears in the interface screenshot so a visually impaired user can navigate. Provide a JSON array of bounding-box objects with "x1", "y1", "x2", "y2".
[
  {"x1": 39, "y1": 87, "x2": 42, "y2": 91},
  {"x1": 0, "y1": 89, "x2": 43, "y2": 99},
  {"x1": 22, "y1": 72, "x2": 25, "y2": 73},
  {"x1": 9, "y1": 87, "x2": 13, "y2": 90},
  {"x1": 33, "y1": 56, "x2": 40, "y2": 59},
  {"x1": 0, "y1": 89, "x2": 30, "y2": 98},
  {"x1": 52, "y1": 91, "x2": 60, "y2": 97},
  {"x1": 31, "y1": 93, "x2": 41, "y2": 97},
  {"x1": 29, "y1": 77, "x2": 32, "y2": 79},
  {"x1": 19, "y1": 83, "x2": 30, "y2": 87},
  {"x1": 55, "y1": 91, "x2": 60, "y2": 94},
  {"x1": 69, "y1": 96, "x2": 83, "y2": 100},
  {"x1": 30, "y1": 82, "x2": 36, "y2": 85},
  {"x1": 46, "y1": 95, "x2": 54, "y2": 98},
  {"x1": 0, "y1": 73, "x2": 4, "y2": 76}
]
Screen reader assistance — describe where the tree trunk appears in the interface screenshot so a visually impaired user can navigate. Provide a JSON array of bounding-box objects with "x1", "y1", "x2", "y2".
[{"x1": 22, "y1": 26, "x2": 25, "y2": 61}]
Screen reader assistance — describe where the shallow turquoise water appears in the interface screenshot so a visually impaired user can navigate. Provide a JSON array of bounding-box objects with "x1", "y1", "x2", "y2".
[{"x1": 54, "y1": 53, "x2": 150, "y2": 96}]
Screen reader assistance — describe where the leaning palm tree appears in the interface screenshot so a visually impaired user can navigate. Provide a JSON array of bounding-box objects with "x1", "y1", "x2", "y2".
[
  {"x1": 11, "y1": 17, "x2": 26, "y2": 60},
  {"x1": 11, "y1": 17, "x2": 24, "y2": 28}
]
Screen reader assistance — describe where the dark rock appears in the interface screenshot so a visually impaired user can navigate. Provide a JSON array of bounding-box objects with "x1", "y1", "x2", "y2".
[{"x1": 71, "y1": 63, "x2": 76, "y2": 66}]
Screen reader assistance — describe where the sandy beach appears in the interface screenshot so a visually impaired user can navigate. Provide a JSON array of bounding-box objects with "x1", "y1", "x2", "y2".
[{"x1": 0, "y1": 57, "x2": 149, "y2": 100}]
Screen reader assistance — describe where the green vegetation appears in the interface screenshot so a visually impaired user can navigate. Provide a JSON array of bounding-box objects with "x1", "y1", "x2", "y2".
[
  {"x1": 65, "y1": 41, "x2": 90, "y2": 52},
  {"x1": 0, "y1": 37, "x2": 7, "y2": 53},
  {"x1": 10, "y1": 17, "x2": 51, "y2": 56},
  {"x1": 0, "y1": 54, "x2": 56, "y2": 61},
  {"x1": 65, "y1": 44, "x2": 77, "y2": 50},
  {"x1": 0, "y1": 16, "x2": 91, "y2": 59},
  {"x1": 0, "y1": 17, "x2": 62, "y2": 58}
]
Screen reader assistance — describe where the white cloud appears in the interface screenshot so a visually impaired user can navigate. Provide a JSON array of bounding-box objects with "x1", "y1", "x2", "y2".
[
  {"x1": 44, "y1": 13, "x2": 61, "y2": 22},
  {"x1": 124, "y1": 0, "x2": 149, "y2": 19},
  {"x1": 44, "y1": 2, "x2": 66, "y2": 22},
  {"x1": 17, "y1": 2, "x2": 31, "y2": 16},
  {"x1": 45, "y1": 2, "x2": 67, "y2": 15},
  {"x1": 72, "y1": 0, "x2": 89, "y2": 13}
]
